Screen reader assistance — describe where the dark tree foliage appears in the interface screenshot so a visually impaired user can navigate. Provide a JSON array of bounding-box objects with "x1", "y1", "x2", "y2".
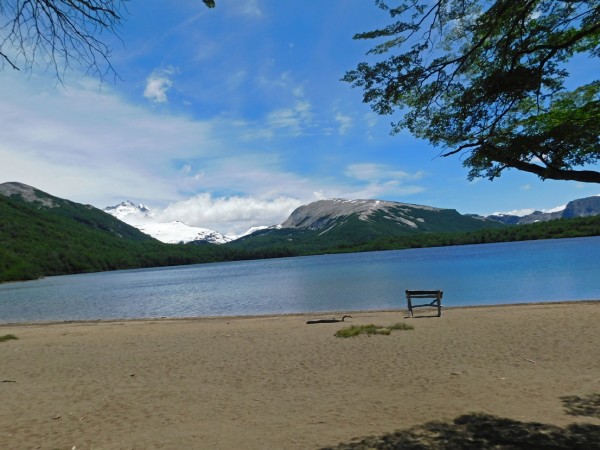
[
  {"x1": 344, "y1": 0, "x2": 600, "y2": 183},
  {"x1": 0, "y1": 0, "x2": 215, "y2": 80}
]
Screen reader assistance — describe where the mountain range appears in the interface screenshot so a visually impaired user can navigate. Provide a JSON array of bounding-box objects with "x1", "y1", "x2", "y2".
[
  {"x1": 227, "y1": 198, "x2": 507, "y2": 253},
  {"x1": 102, "y1": 197, "x2": 504, "y2": 246},
  {"x1": 104, "y1": 195, "x2": 600, "y2": 245},
  {"x1": 2, "y1": 181, "x2": 600, "y2": 282},
  {"x1": 485, "y1": 196, "x2": 600, "y2": 224}
]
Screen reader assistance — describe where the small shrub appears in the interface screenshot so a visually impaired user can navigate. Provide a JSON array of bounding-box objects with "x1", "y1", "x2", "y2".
[
  {"x1": 0, "y1": 334, "x2": 18, "y2": 343},
  {"x1": 335, "y1": 323, "x2": 412, "y2": 338},
  {"x1": 388, "y1": 322, "x2": 414, "y2": 331},
  {"x1": 334, "y1": 325, "x2": 364, "y2": 338}
]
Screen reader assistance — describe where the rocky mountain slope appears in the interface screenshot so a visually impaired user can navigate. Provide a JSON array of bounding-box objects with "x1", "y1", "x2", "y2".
[
  {"x1": 231, "y1": 198, "x2": 504, "y2": 252},
  {"x1": 280, "y1": 198, "x2": 496, "y2": 233},
  {"x1": 487, "y1": 196, "x2": 600, "y2": 225}
]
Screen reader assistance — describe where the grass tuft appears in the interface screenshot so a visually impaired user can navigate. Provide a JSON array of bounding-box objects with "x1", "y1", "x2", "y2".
[
  {"x1": 0, "y1": 334, "x2": 18, "y2": 343},
  {"x1": 388, "y1": 322, "x2": 414, "y2": 331},
  {"x1": 335, "y1": 322, "x2": 413, "y2": 338}
]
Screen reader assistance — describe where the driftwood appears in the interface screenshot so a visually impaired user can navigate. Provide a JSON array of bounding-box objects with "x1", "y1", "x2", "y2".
[{"x1": 306, "y1": 315, "x2": 352, "y2": 324}]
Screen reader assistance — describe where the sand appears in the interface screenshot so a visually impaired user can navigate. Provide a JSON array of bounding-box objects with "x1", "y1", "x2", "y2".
[{"x1": 1, "y1": 302, "x2": 599, "y2": 449}]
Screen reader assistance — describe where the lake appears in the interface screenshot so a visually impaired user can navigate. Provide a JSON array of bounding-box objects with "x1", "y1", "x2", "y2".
[{"x1": 1, "y1": 237, "x2": 599, "y2": 323}]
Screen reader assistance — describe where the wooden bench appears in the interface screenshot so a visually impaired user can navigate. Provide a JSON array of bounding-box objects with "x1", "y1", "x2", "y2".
[{"x1": 405, "y1": 290, "x2": 443, "y2": 317}]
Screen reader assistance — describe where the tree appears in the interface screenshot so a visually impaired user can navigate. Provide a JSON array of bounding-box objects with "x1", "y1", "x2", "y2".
[
  {"x1": 343, "y1": 0, "x2": 600, "y2": 183},
  {"x1": 0, "y1": 0, "x2": 215, "y2": 81}
]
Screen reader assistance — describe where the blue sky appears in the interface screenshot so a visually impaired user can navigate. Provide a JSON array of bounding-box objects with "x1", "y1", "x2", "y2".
[{"x1": 1, "y1": 0, "x2": 598, "y2": 234}]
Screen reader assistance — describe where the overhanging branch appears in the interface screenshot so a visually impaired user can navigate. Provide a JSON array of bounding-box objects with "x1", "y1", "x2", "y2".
[{"x1": 494, "y1": 156, "x2": 600, "y2": 183}]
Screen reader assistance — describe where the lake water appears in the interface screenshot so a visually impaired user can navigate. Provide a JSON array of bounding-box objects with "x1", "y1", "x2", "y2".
[{"x1": 1, "y1": 237, "x2": 599, "y2": 323}]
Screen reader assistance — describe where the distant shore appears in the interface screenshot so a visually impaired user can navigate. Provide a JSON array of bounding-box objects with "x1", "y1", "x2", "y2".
[{"x1": 1, "y1": 302, "x2": 599, "y2": 449}]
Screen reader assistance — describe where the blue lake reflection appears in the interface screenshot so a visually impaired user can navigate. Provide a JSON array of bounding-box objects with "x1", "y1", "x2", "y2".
[{"x1": 1, "y1": 237, "x2": 599, "y2": 323}]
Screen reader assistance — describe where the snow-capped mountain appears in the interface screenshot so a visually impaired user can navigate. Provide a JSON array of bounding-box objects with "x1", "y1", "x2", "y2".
[
  {"x1": 136, "y1": 221, "x2": 235, "y2": 245},
  {"x1": 103, "y1": 201, "x2": 235, "y2": 244},
  {"x1": 103, "y1": 201, "x2": 155, "y2": 223},
  {"x1": 280, "y1": 198, "x2": 441, "y2": 230},
  {"x1": 277, "y1": 198, "x2": 497, "y2": 234}
]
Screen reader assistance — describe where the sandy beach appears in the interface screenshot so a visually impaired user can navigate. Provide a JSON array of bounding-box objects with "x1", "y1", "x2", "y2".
[{"x1": 1, "y1": 301, "x2": 599, "y2": 449}]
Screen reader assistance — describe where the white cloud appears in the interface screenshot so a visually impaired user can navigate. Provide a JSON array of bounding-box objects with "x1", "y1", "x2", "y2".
[
  {"x1": 160, "y1": 194, "x2": 302, "y2": 234},
  {"x1": 292, "y1": 86, "x2": 304, "y2": 97},
  {"x1": 340, "y1": 182, "x2": 425, "y2": 200},
  {"x1": 345, "y1": 163, "x2": 424, "y2": 182},
  {"x1": 0, "y1": 72, "x2": 429, "y2": 236},
  {"x1": 256, "y1": 71, "x2": 306, "y2": 98},
  {"x1": 543, "y1": 204, "x2": 567, "y2": 214},
  {"x1": 493, "y1": 204, "x2": 567, "y2": 216},
  {"x1": 344, "y1": 163, "x2": 426, "y2": 198},
  {"x1": 234, "y1": 0, "x2": 262, "y2": 17},
  {"x1": 0, "y1": 73, "x2": 216, "y2": 206},
  {"x1": 364, "y1": 112, "x2": 378, "y2": 129},
  {"x1": 493, "y1": 208, "x2": 535, "y2": 217},
  {"x1": 266, "y1": 100, "x2": 312, "y2": 135},
  {"x1": 335, "y1": 113, "x2": 353, "y2": 135},
  {"x1": 173, "y1": 155, "x2": 320, "y2": 202},
  {"x1": 144, "y1": 67, "x2": 176, "y2": 103},
  {"x1": 226, "y1": 70, "x2": 247, "y2": 90}
]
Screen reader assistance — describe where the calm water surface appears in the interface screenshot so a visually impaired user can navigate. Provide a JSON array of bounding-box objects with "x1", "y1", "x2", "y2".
[{"x1": 1, "y1": 237, "x2": 599, "y2": 323}]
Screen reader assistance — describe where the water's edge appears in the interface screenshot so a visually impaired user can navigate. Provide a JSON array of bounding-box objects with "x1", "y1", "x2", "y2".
[{"x1": 2, "y1": 299, "x2": 598, "y2": 328}]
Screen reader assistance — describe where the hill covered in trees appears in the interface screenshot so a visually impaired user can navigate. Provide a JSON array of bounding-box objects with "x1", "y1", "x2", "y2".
[{"x1": 0, "y1": 185, "x2": 293, "y2": 282}]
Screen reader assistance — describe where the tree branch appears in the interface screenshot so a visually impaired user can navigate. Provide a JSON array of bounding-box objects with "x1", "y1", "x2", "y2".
[{"x1": 497, "y1": 156, "x2": 600, "y2": 183}]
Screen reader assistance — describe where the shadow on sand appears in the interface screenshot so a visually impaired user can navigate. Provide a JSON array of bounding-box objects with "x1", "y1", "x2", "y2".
[
  {"x1": 561, "y1": 393, "x2": 600, "y2": 420},
  {"x1": 320, "y1": 412, "x2": 600, "y2": 449}
]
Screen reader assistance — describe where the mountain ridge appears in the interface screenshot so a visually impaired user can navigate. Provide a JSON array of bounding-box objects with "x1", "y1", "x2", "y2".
[
  {"x1": 487, "y1": 196, "x2": 600, "y2": 225},
  {"x1": 104, "y1": 195, "x2": 600, "y2": 244},
  {"x1": 2, "y1": 182, "x2": 600, "y2": 282},
  {"x1": 279, "y1": 198, "x2": 497, "y2": 233},
  {"x1": 5, "y1": 182, "x2": 600, "y2": 243},
  {"x1": 0, "y1": 182, "x2": 154, "y2": 242},
  {"x1": 229, "y1": 197, "x2": 505, "y2": 253}
]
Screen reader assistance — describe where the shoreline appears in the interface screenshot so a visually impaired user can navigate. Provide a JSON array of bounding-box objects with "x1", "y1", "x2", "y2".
[
  {"x1": 1, "y1": 298, "x2": 599, "y2": 328},
  {"x1": 2, "y1": 301, "x2": 599, "y2": 449}
]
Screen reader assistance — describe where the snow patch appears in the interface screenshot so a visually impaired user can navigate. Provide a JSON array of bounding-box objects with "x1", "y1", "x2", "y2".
[
  {"x1": 104, "y1": 201, "x2": 236, "y2": 244},
  {"x1": 137, "y1": 221, "x2": 234, "y2": 244},
  {"x1": 493, "y1": 204, "x2": 566, "y2": 217}
]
